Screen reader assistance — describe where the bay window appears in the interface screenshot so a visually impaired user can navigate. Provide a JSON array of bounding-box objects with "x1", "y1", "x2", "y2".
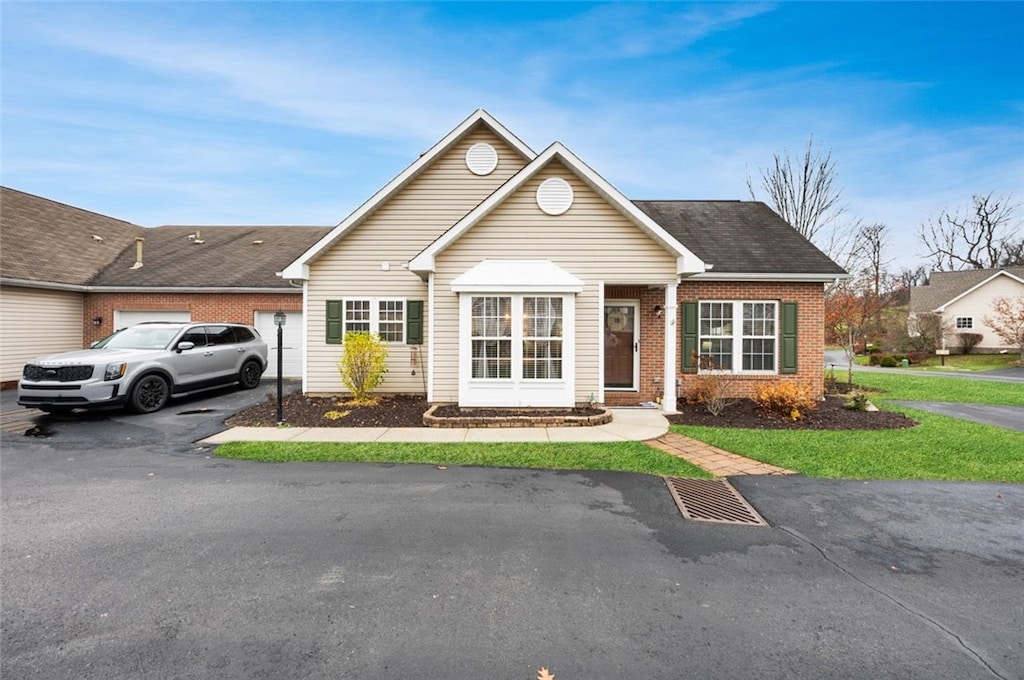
[{"x1": 469, "y1": 295, "x2": 565, "y2": 381}]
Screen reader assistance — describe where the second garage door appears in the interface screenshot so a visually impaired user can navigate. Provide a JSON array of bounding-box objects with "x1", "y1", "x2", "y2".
[{"x1": 254, "y1": 311, "x2": 303, "y2": 378}]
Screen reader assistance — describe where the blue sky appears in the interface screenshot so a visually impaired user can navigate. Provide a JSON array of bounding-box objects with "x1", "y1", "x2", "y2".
[{"x1": 2, "y1": 1, "x2": 1022, "y2": 272}]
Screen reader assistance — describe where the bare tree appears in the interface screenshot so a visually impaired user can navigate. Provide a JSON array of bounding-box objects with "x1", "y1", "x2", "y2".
[
  {"x1": 918, "y1": 193, "x2": 1023, "y2": 271},
  {"x1": 747, "y1": 135, "x2": 849, "y2": 251},
  {"x1": 1000, "y1": 237, "x2": 1024, "y2": 267},
  {"x1": 854, "y1": 222, "x2": 891, "y2": 296}
]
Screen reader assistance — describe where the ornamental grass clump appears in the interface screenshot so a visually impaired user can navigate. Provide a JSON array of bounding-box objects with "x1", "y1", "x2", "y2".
[
  {"x1": 753, "y1": 381, "x2": 817, "y2": 421},
  {"x1": 338, "y1": 332, "x2": 388, "y2": 404}
]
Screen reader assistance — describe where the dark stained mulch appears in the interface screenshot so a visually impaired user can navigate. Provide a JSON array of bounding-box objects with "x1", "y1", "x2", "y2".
[
  {"x1": 228, "y1": 389, "x2": 918, "y2": 431},
  {"x1": 667, "y1": 395, "x2": 918, "y2": 430},
  {"x1": 228, "y1": 393, "x2": 429, "y2": 428}
]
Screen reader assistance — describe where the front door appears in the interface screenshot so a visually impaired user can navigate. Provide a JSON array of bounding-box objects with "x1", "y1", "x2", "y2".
[{"x1": 604, "y1": 301, "x2": 638, "y2": 390}]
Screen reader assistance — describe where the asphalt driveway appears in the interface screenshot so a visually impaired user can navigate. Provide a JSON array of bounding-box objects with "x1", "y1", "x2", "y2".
[{"x1": 2, "y1": 389, "x2": 1021, "y2": 680}]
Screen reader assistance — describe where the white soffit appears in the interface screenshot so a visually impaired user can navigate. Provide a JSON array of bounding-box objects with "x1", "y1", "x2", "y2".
[
  {"x1": 451, "y1": 259, "x2": 584, "y2": 293},
  {"x1": 536, "y1": 177, "x2": 574, "y2": 215},
  {"x1": 466, "y1": 142, "x2": 499, "y2": 175}
]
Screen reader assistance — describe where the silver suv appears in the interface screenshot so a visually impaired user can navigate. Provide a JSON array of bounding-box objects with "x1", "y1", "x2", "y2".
[{"x1": 18, "y1": 322, "x2": 269, "y2": 414}]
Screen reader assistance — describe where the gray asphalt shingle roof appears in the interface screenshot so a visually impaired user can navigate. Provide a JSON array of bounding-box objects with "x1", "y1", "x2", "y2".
[
  {"x1": 909, "y1": 267, "x2": 1024, "y2": 313},
  {"x1": 91, "y1": 225, "x2": 330, "y2": 288},
  {"x1": 1, "y1": 186, "x2": 144, "y2": 286},
  {"x1": 633, "y1": 200, "x2": 847, "y2": 275},
  {"x1": 1, "y1": 187, "x2": 329, "y2": 290}
]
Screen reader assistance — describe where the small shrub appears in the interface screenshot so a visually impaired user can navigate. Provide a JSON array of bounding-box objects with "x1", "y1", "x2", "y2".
[
  {"x1": 906, "y1": 351, "x2": 931, "y2": 365},
  {"x1": 337, "y1": 332, "x2": 388, "y2": 403},
  {"x1": 752, "y1": 381, "x2": 817, "y2": 421},
  {"x1": 957, "y1": 332, "x2": 983, "y2": 355},
  {"x1": 869, "y1": 354, "x2": 883, "y2": 366},
  {"x1": 823, "y1": 366, "x2": 838, "y2": 394},
  {"x1": 685, "y1": 355, "x2": 735, "y2": 416},
  {"x1": 844, "y1": 391, "x2": 869, "y2": 411},
  {"x1": 879, "y1": 356, "x2": 899, "y2": 368}
]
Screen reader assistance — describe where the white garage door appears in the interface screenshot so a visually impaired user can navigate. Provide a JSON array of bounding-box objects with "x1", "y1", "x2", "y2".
[
  {"x1": 255, "y1": 311, "x2": 303, "y2": 378},
  {"x1": 114, "y1": 310, "x2": 191, "y2": 330}
]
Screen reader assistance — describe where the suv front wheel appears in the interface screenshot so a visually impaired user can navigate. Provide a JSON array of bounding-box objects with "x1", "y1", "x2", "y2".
[
  {"x1": 239, "y1": 360, "x2": 263, "y2": 389},
  {"x1": 130, "y1": 374, "x2": 171, "y2": 413}
]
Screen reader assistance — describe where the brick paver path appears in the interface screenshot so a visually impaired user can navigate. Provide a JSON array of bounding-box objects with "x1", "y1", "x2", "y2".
[{"x1": 647, "y1": 433, "x2": 796, "y2": 477}]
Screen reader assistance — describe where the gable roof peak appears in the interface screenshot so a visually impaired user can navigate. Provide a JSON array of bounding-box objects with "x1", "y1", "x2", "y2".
[
  {"x1": 280, "y1": 109, "x2": 536, "y2": 280},
  {"x1": 409, "y1": 139, "x2": 706, "y2": 277}
]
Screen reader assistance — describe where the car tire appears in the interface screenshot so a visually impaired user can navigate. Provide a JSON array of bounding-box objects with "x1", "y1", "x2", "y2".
[
  {"x1": 130, "y1": 374, "x2": 170, "y2": 413},
  {"x1": 239, "y1": 359, "x2": 263, "y2": 389}
]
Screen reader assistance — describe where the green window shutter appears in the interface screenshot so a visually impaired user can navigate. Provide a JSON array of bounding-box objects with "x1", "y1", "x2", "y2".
[
  {"x1": 681, "y1": 302, "x2": 698, "y2": 373},
  {"x1": 781, "y1": 302, "x2": 798, "y2": 374},
  {"x1": 326, "y1": 300, "x2": 343, "y2": 344},
  {"x1": 406, "y1": 300, "x2": 424, "y2": 345}
]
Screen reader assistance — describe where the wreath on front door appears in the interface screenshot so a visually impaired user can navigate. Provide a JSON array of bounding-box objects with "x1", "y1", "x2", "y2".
[{"x1": 606, "y1": 310, "x2": 628, "y2": 332}]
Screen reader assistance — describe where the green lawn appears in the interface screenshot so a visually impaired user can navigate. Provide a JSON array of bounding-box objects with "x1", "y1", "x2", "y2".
[
  {"x1": 216, "y1": 371, "x2": 1024, "y2": 482},
  {"x1": 846, "y1": 371, "x2": 1024, "y2": 405},
  {"x1": 215, "y1": 440, "x2": 713, "y2": 477},
  {"x1": 853, "y1": 353, "x2": 1020, "y2": 372},
  {"x1": 672, "y1": 370, "x2": 1024, "y2": 482}
]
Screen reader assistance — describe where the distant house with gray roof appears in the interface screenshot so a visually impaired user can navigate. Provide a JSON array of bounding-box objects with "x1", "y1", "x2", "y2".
[{"x1": 909, "y1": 267, "x2": 1024, "y2": 352}]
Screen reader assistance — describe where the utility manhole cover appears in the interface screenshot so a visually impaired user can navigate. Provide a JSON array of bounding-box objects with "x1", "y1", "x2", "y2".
[{"x1": 665, "y1": 477, "x2": 768, "y2": 526}]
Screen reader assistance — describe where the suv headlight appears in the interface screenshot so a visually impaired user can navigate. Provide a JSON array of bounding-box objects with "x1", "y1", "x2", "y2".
[{"x1": 104, "y1": 363, "x2": 127, "y2": 381}]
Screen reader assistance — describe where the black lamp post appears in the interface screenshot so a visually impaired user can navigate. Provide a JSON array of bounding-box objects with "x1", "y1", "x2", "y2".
[{"x1": 273, "y1": 310, "x2": 286, "y2": 424}]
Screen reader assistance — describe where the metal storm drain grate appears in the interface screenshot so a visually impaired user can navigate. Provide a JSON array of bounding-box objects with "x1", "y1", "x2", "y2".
[{"x1": 665, "y1": 477, "x2": 768, "y2": 526}]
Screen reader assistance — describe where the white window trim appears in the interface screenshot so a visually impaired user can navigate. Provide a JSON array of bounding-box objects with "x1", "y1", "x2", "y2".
[
  {"x1": 698, "y1": 300, "x2": 779, "y2": 375},
  {"x1": 343, "y1": 298, "x2": 405, "y2": 344},
  {"x1": 955, "y1": 316, "x2": 974, "y2": 330}
]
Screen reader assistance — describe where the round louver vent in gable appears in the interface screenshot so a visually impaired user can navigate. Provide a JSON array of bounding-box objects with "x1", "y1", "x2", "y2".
[
  {"x1": 465, "y1": 142, "x2": 498, "y2": 176},
  {"x1": 536, "y1": 177, "x2": 574, "y2": 216}
]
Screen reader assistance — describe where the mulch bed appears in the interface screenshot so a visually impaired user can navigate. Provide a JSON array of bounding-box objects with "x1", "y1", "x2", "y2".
[
  {"x1": 667, "y1": 395, "x2": 917, "y2": 430},
  {"x1": 228, "y1": 390, "x2": 918, "y2": 431}
]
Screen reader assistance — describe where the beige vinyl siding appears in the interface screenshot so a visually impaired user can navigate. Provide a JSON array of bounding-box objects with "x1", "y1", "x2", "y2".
[
  {"x1": 943, "y1": 275, "x2": 1024, "y2": 351},
  {"x1": 0, "y1": 286, "x2": 84, "y2": 382},
  {"x1": 432, "y1": 160, "x2": 678, "y2": 403},
  {"x1": 305, "y1": 125, "x2": 529, "y2": 394}
]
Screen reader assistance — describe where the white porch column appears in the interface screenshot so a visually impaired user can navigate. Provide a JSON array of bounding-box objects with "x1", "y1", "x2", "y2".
[{"x1": 662, "y1": 281, "x2": 678, "y2": 414}]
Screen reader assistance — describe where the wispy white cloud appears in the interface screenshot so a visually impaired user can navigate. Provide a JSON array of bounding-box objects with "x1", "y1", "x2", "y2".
[{"x1": 2, "y1": 2, "x2": 1019, "y2": 273}]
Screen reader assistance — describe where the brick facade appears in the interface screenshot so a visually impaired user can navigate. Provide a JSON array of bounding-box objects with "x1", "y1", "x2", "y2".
[
  {"x1": 603, "y1": 281, "x2": 826, "y2": 407},
  {"x1": 82, "y1": 292, "x2": 303, "y2": 345}
]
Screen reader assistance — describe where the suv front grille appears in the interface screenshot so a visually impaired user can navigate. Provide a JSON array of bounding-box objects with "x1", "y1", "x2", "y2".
[{"x1": 23, "y1": 364, "x2": 95, "y2": 382}]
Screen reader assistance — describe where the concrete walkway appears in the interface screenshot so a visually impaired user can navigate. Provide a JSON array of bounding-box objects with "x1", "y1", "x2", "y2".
[
  {"x1": 201, "y1": 408, "x2": 791, "y2": 477},
  {"x1": 200, "y1": 407, "x2": 672, "y2": 445}
]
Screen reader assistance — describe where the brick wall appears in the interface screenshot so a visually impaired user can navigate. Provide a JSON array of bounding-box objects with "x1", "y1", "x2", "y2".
[
  {"x1": 82, "y1": 292, "x2": 303, "y2": 346},
  {"x1": 602, "y1": 281, "x2": 826, "y2": 406}
]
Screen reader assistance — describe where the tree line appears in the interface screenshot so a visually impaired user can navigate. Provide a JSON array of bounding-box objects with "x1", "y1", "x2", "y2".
[{"x1": 746, "y1": 137, "x2": 1024, "y2": 376}]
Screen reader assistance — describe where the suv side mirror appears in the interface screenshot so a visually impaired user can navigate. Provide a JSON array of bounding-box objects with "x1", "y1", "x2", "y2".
[{"x1": 176, "y1": 341, "x2": 195, "y2": 354}]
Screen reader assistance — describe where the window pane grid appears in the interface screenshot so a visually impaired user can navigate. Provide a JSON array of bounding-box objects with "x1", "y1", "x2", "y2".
[
  {"x1": 378, "y1": 300, "x2": 404, "y2": 343},
  {"x1": 523, "y1": 297, "x2": 563, "y2": 379},
  {"x1": 471, "y1": 296, "x2": 512, "y2": 379},
  {"x1": 698, "y1": 301, "x2": 777, "y2": 373},
  {"x1": 344, "y1": 300, "x2": 371, "y2": 334}
]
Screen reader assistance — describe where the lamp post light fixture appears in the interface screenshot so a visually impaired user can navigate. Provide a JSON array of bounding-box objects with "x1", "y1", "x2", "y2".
[{"x1": 274, "y1": 311, "x2": 286, "y2": 424}]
